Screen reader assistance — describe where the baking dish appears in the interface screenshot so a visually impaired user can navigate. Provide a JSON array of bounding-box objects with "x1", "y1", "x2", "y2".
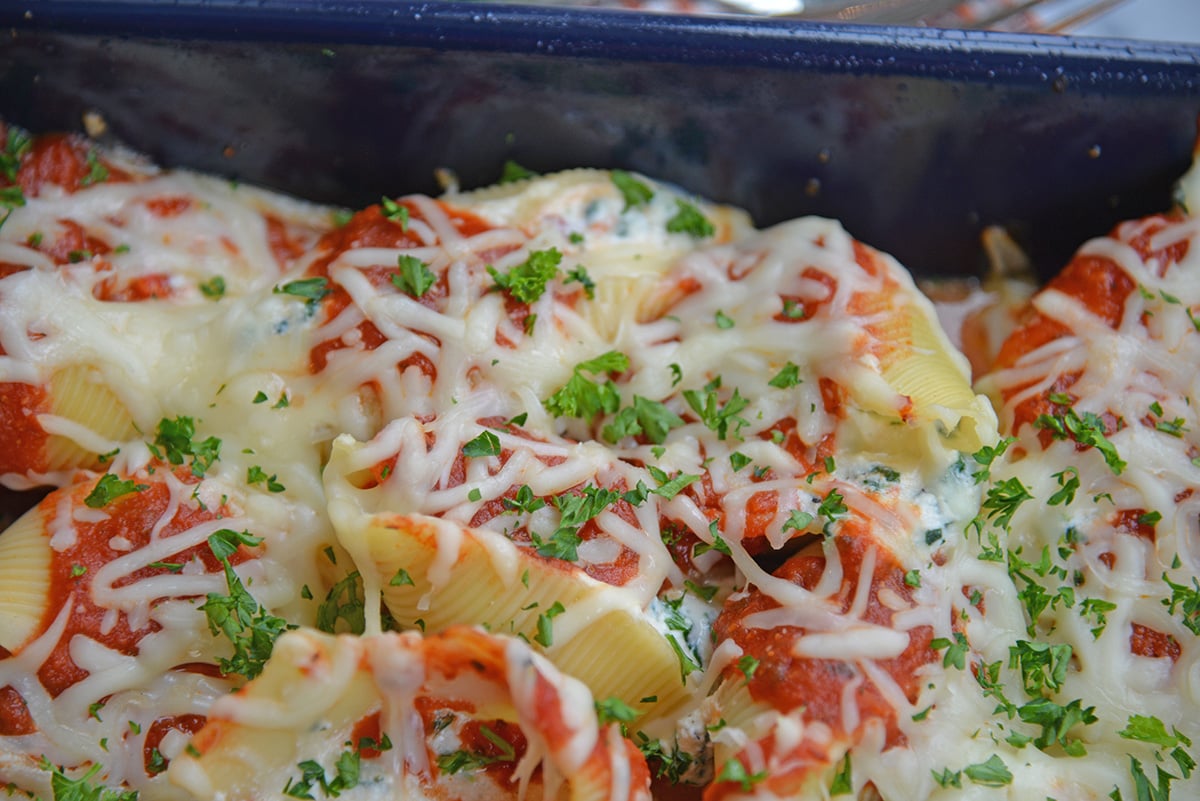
[{"x1": 2, "y1": 1, "x2": 1199, "y2": 278}]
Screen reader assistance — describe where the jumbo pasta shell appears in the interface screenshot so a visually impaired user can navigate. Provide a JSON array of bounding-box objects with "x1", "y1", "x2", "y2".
[
  {"x1": 42, "y1": 364, "x2": 136, "y2": 472},
  {"x1": 0, "y1": 503, "x2": 50, "y2": 653},
  {"x1": 349, "y1": 513, "x2": 692, "y2": 723}
]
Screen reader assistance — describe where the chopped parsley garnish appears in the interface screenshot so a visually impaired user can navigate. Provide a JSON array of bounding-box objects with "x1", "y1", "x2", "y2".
[
  {"x1": 1048, "y1": 467, "x2": 1080, "y2": 506},
  {"x1": 729, "y1": 451, "x2": 752, "y2": 472},
  {"x1": 830, "y1": 753, "x2": 853, "y2": 795},
  {"x1": 694, "y1": 521, "x2": 732, "y2": 558},
  {"x1": 41, "y1": 759, "x2": 139, "y2": 801},
  {"x1": 635, "y1": 733, "x2": 694, "y2": 783},
  {"x1": 666, "y1": 199, "x2": 714, "y2": 238},
  {"x1": 389, "y1": 568, "x2": 415, "y2": 587},
  {"x1": 0, "y1": 185, "x2": 25, "y2": 230},
  {"x1": 602, "y1": 396, "x2": 683, "y2": 445},
  {"x1": 1119, "y1": 714, "x2": 1193, "y2": 749},
  {"x1": 1035, "y1": 407, "x2": 1126, "y2": 475},
  {"x1": 84, "y1": 473, "x2": 148, "y2": 508},
  {"x1": 149, "y1": 416, "x2": 221, "y2": 477},
  {"x1": 463, "y1": 430, "x2": 502, "y2": 458},
  {"x1": 1009, "y1": 640, "x2": 1071, "y2": 695},
  {"x1": 199, "y1": 275, "x2": 226, "y2": 299},
  {"x1": 436, "y1": 724, "x2": 515, "y2": 775},
  {"x1": 931, "y1": 632, "x2": 969, "y2": 670},
  {"x1": 274, "y1": 277, "x2": 331, "y2": 304},
  {"x1": 817, "y1": 489, "x2": 848, "y2": 525},
  {"x1": 1, "y1": 127, "x2": 30, "y2": 182},
  {"x1": 1015, "y1": 697, "x2": 1096, "y2": 756},
  {"x1": 247, "y1": 465, "x2": 286, "y2": 493},
  {"x1": 200, "y1": 533, "x2": 292, "y2": 679},
  {"x1": 595, "y1": 697, "x2": 640, "y2": 725},
  {"x1": 979, "y1": 477, "x2": 1033, "y2": 531},
  {"x1": 503, "y1": 485, "x2": 546, "y2": 515},
  {"x1": 380, "y1": 197, "x2": 410, "y2": 229},
  {"x1": 534, "y1": 601, "x2": 566, "y2": 646},
  {"x1": 391, "y1": 254, "x2": 437, "y2": 298},
  {"x1": 611, "y1": 170, "x2": 654, "y2": 209},
  {"x1": 316, "y1": 571, "x2": 367, "y2": 635},
  {"x1": 544, "y1": 350, "x2": 628, "y2": 422},
  {"x1": 1162, "y1": 573, "x2": 1200, "y2": 635},
  {"x1": 530, "y1": 526, "x2": 581, "y2": 562},
  {"x1": 714, "y1": 310, "x2": 735, "y2": 329},
  {"x1": 646, "y1": 465, "x2": 700, "y2": 499},
  {"x1": 208, "y1": 528, "x2": 263, "y2": 561},
  {"x1": 782, "y1": 509, "x2": 814, "y2": 534},
  {"x1": 683, "y1": 385, "x2": 749, "y2": 441},
  {"x1": 499, "y1": 159, "x2": 536, "y2": 184},
  {"x1": 81, "y1": 149, "x2": 109, "y2": 186},
  {"x1": 564, "y1": 266, "x2": 595, "y2": 298},
  {"x1": 736, "y1": 654, "x2": 759, "y2": 683},
  {"x1": 283, "y1": 749, "x2": 360, "y2": 798},
  {"x1": 529, "y1": 484, "x2": 622, "y2": 562},
  {"x1": 767, "y1": 361, "x2": 802, "y2": 389},
  {"x1": 962, "y1": 755, "x2": 1012, "y2": 787},
  {"x1": 717, "y1": 757, "x2": 767, "y2": 792},
  {"x1": 487, "y1": 248, "x2": 562, "y2": 304},
  {"x1": 971, "y1": 437, "x2": 1014, "y2": 484}
]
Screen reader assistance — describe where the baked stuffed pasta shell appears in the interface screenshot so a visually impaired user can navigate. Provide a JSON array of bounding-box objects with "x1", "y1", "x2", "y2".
[
  {"x1": 170, "y1": 626, "x2": 651, "y2": 801},
  {"x1": 953, "y1": 157, "x2": 1200, "y2": 800},
  {"x1": 0, "y1": 125, "x2": 335, "y2": 483}
]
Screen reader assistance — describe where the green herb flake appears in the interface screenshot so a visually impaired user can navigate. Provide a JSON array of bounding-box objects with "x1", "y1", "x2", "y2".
[
  {"x1": 716, "y1": 757, "x2": 767, "y2": 792},
  {"x1": 683, "y1": 385, "x2": 750, "y2": 441},
  {"x1": 534, "y1": 601, "x2": 566, "y2": 647},
  {"x1": 199, "y1": 275, "x2": 226, "y2": 299},
  {"x1": 601, "y1": 395, "x2": 683, "y2": 445},
  {"x1": 565, "y1": 266, "x2": 595, "y2": 299},
  {"x1": 963, "y1": 755, "x2": 1012, "y2": 787},
  {"x1": 544, "y1": 351, "x2": 628, "y2": 422},
  {"x1": 247, "y1": 465, "x2": 286, "y2": 493},
  {"x1": 487, "y1": 248, "x2": 562, "y2": 304},
  {"x1": 830, "y1": 753, "x2": 853, "y2": 795},
  {"x1": 463, "y1": 430, "x2": 502, "y2": 458},
  {"x1": 380, "y1": 197, "x2": 410, "y2": 229},
  {"x1": 499, "y1": 159, "x2": 536, "y2": 184},
  {"x1": 931, "y1": 632, "x2": 969, "y2": 670},
  {"x1": 611, "y1": 170, "x2": 654, "y2": 209},
  {"x1": 1034, "y1": 408, "x2": 1126, "y2": 475},
  {"x1": 274, "y1": 277, "x2": 331, "y2": 304},
  {"x1": 84, "y1": 473, "x2": 148, "y2": 509},
  {"x1": 595, "y1": 697, "x2": 640, "y2": 725},
  {"x1": 391, "y1": 254, "x2": 437, "y2": 298},
  {"x1": 666, "y1": 199, "x2": 714, "y2": 238}
]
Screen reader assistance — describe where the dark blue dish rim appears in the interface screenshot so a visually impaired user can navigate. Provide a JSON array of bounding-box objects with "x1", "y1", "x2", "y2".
[{"x1": 5, "y1": 0, "x2": 1200, "y2": 89}]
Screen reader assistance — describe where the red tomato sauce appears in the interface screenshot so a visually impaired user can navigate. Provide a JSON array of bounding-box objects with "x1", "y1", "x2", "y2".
[
  {"x1": 714, "y1": 526, "x2": 933, "y2": 749},
  {"x1": 7, "y1": 133, "x2": 130, "y2": 198},
  {"x1": 143, "y1": 714, "x2": 207, "y2": 775},
  {"x1": 94, "y1": 273, "x2": 174, "y2": 302},
  {"x1": 0, "y1": 381, "x2": 51, "y2": 474},
  {"x1": 0, "y1": 680, "x2": 35, "y2": 735},
  {"x1": 304, "y1": 200, "x2": 501, "y2": 374},
  {"x1": 1130, "y1": 622, "x2": 1181, "y2": 661},
  {"x1": 16, "y1": 471, "x2": 245, "y2": 697},
  {"x1": 41, "y1": 219, "x2": 111, "y2": 267}
]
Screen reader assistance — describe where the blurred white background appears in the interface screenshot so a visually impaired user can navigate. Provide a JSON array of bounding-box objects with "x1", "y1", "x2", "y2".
[{"x1": 1076, "y1": 0, "x2": 1200, "y2": 43}]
